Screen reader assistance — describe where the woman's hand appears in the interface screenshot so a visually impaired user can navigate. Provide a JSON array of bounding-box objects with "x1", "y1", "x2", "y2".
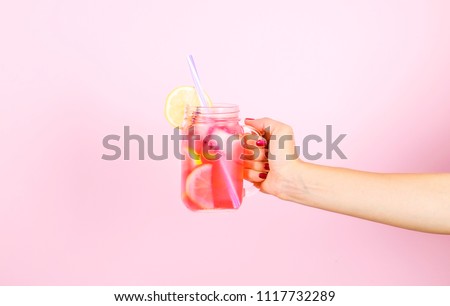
[
  {"x1": 242, "y1": 117, "x2": 450, "y2": 234},
  {"x1": 243, "y1": 117, "x2": 303, "y2": 199}
]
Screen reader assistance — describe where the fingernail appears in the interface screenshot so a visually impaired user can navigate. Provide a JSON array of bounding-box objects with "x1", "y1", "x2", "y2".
[
  {"x1": 259, "y1": 172, "x2": 267, "y2": 179},
  {"x1": 245, "y1": 118, "x2": 255, "y2": 120},
  {"x1": 256, "y1": 139, "x2": 266, "y2": 147},
  {"x1": 264, "y1": 163, "x2": 270, "y2": 171}
]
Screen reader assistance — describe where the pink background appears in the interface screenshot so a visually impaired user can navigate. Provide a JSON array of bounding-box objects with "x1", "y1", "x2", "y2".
[{"x1": 1, "y1": 0, "x2": 450, "y2": 285}]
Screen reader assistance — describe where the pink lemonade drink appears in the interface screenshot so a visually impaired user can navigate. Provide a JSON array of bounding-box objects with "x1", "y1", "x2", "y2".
[{"x1": 181, "y1": 104, "x2": 245, "y2": 210}]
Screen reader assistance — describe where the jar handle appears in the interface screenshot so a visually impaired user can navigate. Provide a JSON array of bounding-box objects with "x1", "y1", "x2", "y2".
[{"x1": 242, "y1": 124, "x2": 264, "y2": 198}]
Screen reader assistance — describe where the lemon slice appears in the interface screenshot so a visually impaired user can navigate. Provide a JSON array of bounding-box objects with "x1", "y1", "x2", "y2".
[
  {"x1": 164, "y1": 86, "x2": 212, "y2": 127},
  {"x1": 185, "y1": 164, "x2": 214, "y2": 209}
]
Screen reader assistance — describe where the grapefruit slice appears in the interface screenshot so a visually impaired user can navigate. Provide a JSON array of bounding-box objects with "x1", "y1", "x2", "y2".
[{"x1": 185, "y1": 164, "x2": 214, "y2": 209}]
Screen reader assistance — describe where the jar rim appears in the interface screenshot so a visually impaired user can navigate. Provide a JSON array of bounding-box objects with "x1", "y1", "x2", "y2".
[{"x1": 186, "y1": 103, "x2": 239, "y2": 114}]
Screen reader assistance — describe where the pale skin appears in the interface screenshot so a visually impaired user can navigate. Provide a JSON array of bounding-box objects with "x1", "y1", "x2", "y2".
[{"x1": 243, "y1": 118, "x2": 450, "y2": 235}]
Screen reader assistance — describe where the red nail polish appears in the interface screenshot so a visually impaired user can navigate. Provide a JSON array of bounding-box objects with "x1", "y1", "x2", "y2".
[
  {"x1": 259, "y1": 172, "x2": 267, "y2": 179},
  {"x1": 256, "y1": 139, "x2": 266, "y2": 147},
  {"x1": 264, "y1": 163, "x2": 270, "y2": 171},
  {"x1": 245, "y1": 118, "x2": 255, "y2": 120}
]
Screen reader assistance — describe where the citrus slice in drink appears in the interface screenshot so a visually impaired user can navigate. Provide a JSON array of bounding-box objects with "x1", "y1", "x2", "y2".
[
  {"x1": 164, "y1": 86, "x2": 212, "y2": 127},
  {"x1": 185, "y1": 164, "x2": 214, "y2": 209}
]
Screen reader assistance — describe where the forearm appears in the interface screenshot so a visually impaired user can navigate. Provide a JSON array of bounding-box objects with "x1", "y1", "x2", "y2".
[{"x1": 279, "y1": 161, "x2": 450, "y2": 234}]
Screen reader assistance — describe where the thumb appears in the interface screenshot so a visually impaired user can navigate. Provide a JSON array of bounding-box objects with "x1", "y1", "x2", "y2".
[
  {"x1": 245, "y1": 118, "x2": 298, "y2": 163},
  {"x1": 244, "y1": 117, "x2": 275, "y2": 135}
]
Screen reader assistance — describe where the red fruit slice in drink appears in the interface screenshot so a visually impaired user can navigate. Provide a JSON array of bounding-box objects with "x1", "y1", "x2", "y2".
[{"x1": 185, "y1": 164, "x2": 214, "y2": 209}]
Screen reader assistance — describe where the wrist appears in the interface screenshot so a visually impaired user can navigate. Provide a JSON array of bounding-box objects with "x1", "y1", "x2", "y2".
[{"x1": 274, "y1": 160, "x2": 312, "y2": 203}]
